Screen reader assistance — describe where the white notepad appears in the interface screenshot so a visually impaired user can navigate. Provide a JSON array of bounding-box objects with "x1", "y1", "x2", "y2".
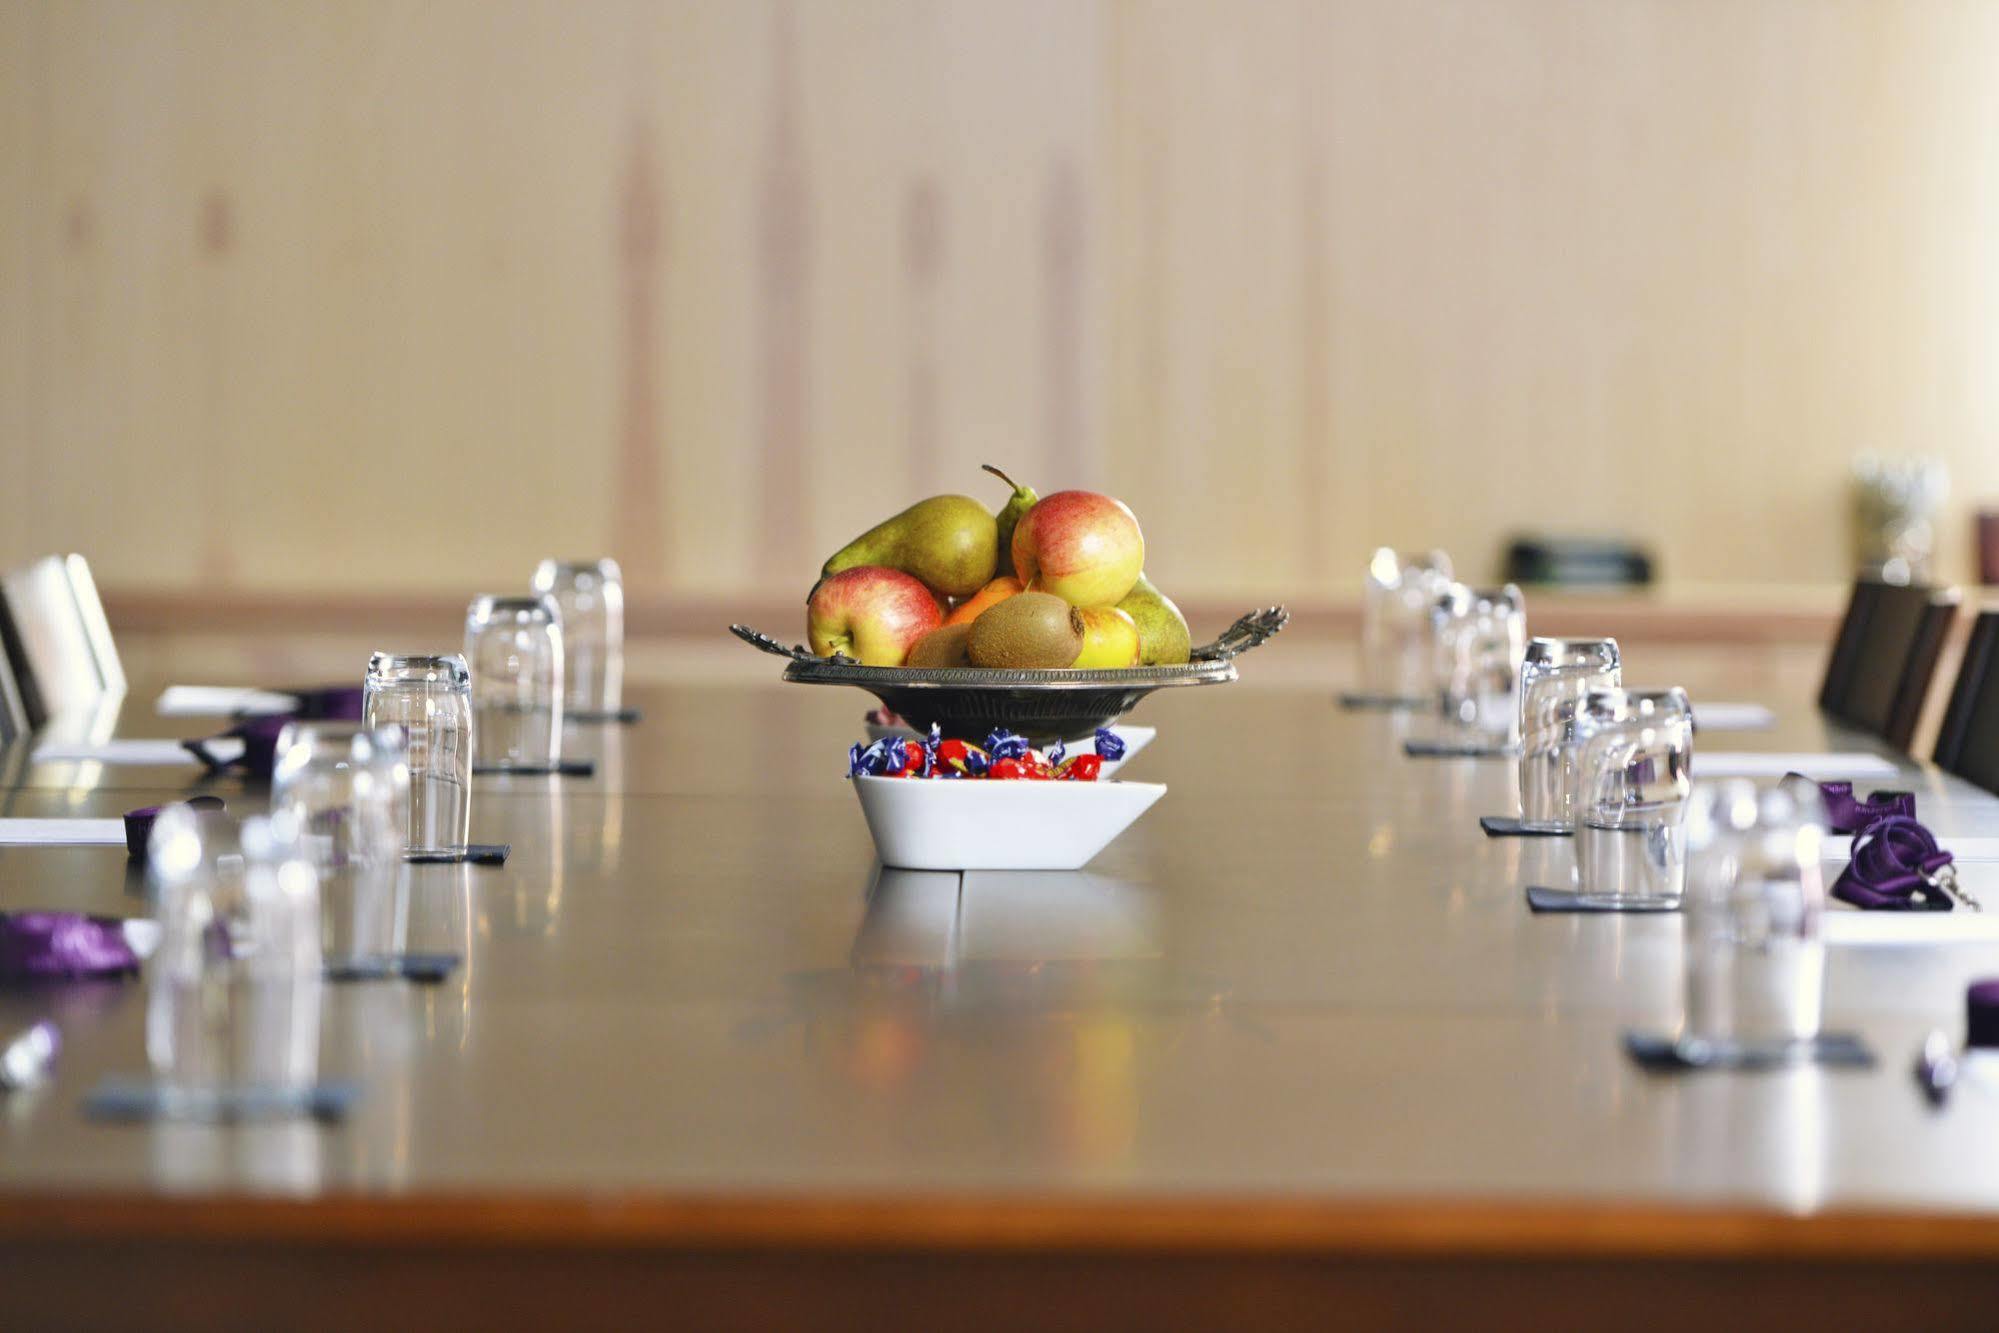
[
  {"x1": 31, "y1": 738, "x2": 241, "y2": 767},
  {"x1": 1691, "y1": 702, "x2": 1776, "y2": 732},
  {"x1": 155, "y1": 685, "x2": 299, "y2": 717},
  {"x1": 1696, "y1": 752, "x2": 1901, "y2": 780},
  {"x1": 0, "y1": 819, "x2": 128, "y2": 846},
  {"x1": 1824, "y1": 912, "x2": 1999, "y2": 945}
]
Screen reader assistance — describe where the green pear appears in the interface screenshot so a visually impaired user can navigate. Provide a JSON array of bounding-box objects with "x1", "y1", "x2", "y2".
[
  {"x1": 982, "y1": 464, "x2": 1038, "y2": 579},
  {"x1": 1117, "y1": 573, "x2": 1191, "y2": 665},
  {"x1": 820, "y1": 494, "x2": 997, "y2": 600}
]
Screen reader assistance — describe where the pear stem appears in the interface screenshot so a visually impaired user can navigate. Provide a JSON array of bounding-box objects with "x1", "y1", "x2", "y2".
[{"x1": 981, "y1": 463, "x2": 1020, "y2": 491}]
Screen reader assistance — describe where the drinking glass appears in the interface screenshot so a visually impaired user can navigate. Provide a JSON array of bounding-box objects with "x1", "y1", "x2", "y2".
[
  {"x1": 531, "y1": 558, "x2": 624, "y2": 715},
  {"x1": 1433, "y1": 583, "x2": 1528, "y2": 745},
  {"x1": 146, "y1": 809, "x2": 323, "y2": 1099},
  {"x1": 1516, "y1": 636, "x2": 1622, "y2": 830},
  {"x1": 464, "y1": 595, "x2": 564, "y2": 769},
  {"x1": 363, "y1": 653, "x2": 473, "y2": 857},
  {"x1": 1360, "y1": 548, "x2": 1454, "y2": 701},
  {"x1": 1573, "y1": 687, "x2": 1694, "y2": 906},
  {"x1": 1681, "y1": 780, "x2": 1827, "y2": 1048},
  {"x1": 270, "y1": 722, "x2": 411, "y2": 961}
]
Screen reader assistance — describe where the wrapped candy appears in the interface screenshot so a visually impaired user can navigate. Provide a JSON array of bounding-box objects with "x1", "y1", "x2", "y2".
[{"x1": 847, "y1": 726, "x2": 1121, "y2": 782}]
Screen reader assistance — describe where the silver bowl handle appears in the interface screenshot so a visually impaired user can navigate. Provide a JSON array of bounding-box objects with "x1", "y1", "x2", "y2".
[
  {"x1": 1191, "y1": 606, "x2": 1290, "y2": 661},
  {"x1": 729, "y1": 624, "x2": 856, "y2": 666}
]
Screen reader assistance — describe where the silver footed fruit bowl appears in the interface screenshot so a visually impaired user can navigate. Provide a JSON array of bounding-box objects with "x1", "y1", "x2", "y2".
[{"x1": 729, "y1": 606, "x2": 1288, "y2": 743}]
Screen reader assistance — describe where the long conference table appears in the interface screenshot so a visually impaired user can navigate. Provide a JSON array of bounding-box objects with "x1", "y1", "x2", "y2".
[{"x1": 7, "y1": 663, "x2": 1999, "y2": 1327}]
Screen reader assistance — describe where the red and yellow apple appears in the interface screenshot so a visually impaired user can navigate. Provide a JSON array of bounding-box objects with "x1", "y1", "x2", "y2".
[
  {"x1": 1011, "y1": 491, "x2": 1145, "y2": 607},
  {"x1": 944, "y1": 575, "x2": 1024, "y2": 626},
  {"x1": 1070, "y1": 606, "x2": 1141, "y2": 668},
  {"x1": 807, "y1": 567, "x2": 941, "y2": 665}
]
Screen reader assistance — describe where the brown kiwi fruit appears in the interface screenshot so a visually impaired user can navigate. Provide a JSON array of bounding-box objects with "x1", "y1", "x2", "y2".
[
  {"x1": 906, "y1": 622, "x2": 973, "y2": 668},
  {"x1": 966, "y1": 591, "x2": 1085, "y2": 669}
]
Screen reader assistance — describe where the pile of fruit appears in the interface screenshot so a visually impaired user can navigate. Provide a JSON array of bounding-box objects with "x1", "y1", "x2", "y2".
[
  {"x1": 849, "y1": 726, "x2": 1126, "y2": 781},
  {"x1": 807, "y1": 466, "x2": 1190, "y2": 669}
]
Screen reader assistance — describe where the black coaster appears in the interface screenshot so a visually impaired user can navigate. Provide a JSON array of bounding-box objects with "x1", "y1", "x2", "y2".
[
  {"x1": 1337, "y1": 692, "x2": 1425, "y2": 711},
  {"x1": 84, "y1": 1077, "x2": 362, "y2": 1123},
  {"x1": 324, "y1": 952, "x2": 462, "y2": 984},
  {"x1": 1623, "y1": 1031, "x2": 1875, "y2": 1072},
  {"x1": 473, "y1": 759, "x2": 596, "y2": 778},
  {"x1": 1526, "y1": 884, "x2": 1678, "y2": 914},
  {"x1": 1404, "y1": 739, "x2": 1516, "y2": 759},
  {"x1": 406, "y1": 843, "x2": 510, "y2": 866},
  {"x1": 568, "y1": 707, "x2": 642, "y2": 725},
  {"x1": 1480, "y1": 816, "x2": 1571, "y2": 837}
]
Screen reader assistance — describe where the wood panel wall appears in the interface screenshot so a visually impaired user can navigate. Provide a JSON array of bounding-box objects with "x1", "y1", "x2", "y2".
[{"x1": 5, "y1": 0, "x2": 1999, "y2": 609}]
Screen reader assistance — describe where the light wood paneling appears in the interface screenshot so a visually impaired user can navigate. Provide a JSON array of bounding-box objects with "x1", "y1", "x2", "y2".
[{"x1": 6, "y1": 0, "x2": 1999, "y2": 607}]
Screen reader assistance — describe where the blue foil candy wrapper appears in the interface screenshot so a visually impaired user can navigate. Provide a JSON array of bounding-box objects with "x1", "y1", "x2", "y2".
[
  {"x1": 848, "y1": 734, "x2": 936, "y2": 779},
  {"x1": 848, "y1": 737, "x2": 898, "y2": 778},
  {"x1": 984, "y1": 729, "x2": 1032, "y2": 762},
  {"x1": 1094, "y1": 728, "x2": 1127, "y2": 762}
]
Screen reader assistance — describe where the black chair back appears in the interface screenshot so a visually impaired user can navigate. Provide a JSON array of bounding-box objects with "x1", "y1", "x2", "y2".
[
  {"x1": 0, "y1": 623, "x2": 25, "y2": 747},
  {"x1": 1817, "y1": 577, "x2": 1957, "y2": 751},
  {"x1": 0, "y1": 555, "x2": 123, "y2": 726},
  {"x1": 1935, "y1": 610, "x2": 1999, "y2": 795},
  {"x1": 0, "y1": 590, "x2": 43, "y2": 734}
]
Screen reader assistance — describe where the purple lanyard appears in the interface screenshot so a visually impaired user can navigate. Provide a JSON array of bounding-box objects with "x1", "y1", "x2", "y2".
[
  {"x1": 0, "y1": 913, "x2": 142, "y2": 982},
  {"x1": 1833, "y1": 815, "x2": 1963, "y2": 912},
  {"x1": 1813, "y1": 779, "x2": 1917, "y2": 835}
]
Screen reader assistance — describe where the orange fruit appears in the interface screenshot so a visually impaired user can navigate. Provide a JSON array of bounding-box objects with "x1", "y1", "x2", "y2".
[{"x1": 944, "y1": 575, "x2": 1024, "y2": 626}]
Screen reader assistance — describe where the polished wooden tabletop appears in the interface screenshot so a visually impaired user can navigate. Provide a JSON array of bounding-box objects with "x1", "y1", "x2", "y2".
[{"x1": 7, "y1": 661, "x2": 1999, "y2": 1327}]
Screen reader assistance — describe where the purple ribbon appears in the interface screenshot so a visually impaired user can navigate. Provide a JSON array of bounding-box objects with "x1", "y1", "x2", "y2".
[
  {"x1": 1832, "y1": 815, "x2": 1957, "y2": 912},
  {"x1": 123, "y1": 796, "x2": 228, "y2": 861},
  {"x1": 1791, "y1": 773, "x2": 1917, "y2": 835},
  {"x1": 182, "y1": 713, "x2": 292, "y2": 780},
  {"x1": 0, "y1": 913, "x2": 141, "y2": 983},
  {"x1": 280, "y1": 686, "x2": 364, "y2": 722}
]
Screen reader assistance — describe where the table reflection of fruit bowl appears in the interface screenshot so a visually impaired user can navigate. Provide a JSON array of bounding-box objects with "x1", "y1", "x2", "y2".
[{"x1": 730, "y1": 606, "x2": 1286, "y2": 742}]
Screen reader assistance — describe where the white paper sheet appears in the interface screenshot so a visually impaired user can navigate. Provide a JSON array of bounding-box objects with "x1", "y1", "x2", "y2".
[
  {"x1": 1691, "y1": 702, "x2": 1776, "y2": 732},
  {"x1": 0, "y1": 819, "x2": 127, "y2": 846},
  {"x1": 32, "y1": 738, "x2": 241, "y2": 767},
  {"x1": 1825, "y1": 912, "x2": 1999, "y2": 945},
  {"x1": 1696, "y1": 752, "x2": 1901, "y2": 780},
  {"x1": 154, "y1": 685, "x2": 299, "y2": 717}
]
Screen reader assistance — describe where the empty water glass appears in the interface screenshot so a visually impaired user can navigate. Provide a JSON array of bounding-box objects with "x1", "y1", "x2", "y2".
[
  {"x1": 363, "y1": 653, "x2": 473, "y2": 857},
  {"x1": 464, "y1": 595, "x2": 564, "y2": 769},
  {"x1": 1360, "y1": 548, "x2": 1454, "y2": 701},
  {"x1": 1517, "y1": 637, "x2": 1622, "y2": 831},
  {"x1": 146, "y1": 810, "x2": 323, "y2": 1100},
  {"x1": 532, "y1": 558, "x2": 624, "y2": 715},
  {"x1": 271, "y1": 722, "x2": 411, "y2": 962},
  {"x1": 1574, "y1": 687, "x2": 1694, "y2": 906},
  {"x1": 1682, "y1": 780, "x2": 1827, "y2": 1048},
  {"x1": 1433, "y1": 583, "x2": 1528, "y2": 745}
]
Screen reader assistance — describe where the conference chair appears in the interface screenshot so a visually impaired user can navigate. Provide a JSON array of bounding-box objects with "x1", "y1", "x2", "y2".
[
  {"x1": 1934, "y1": 608, "x2": 1999, "y2": 796},
  {"x1": 0, "y1": 554, "x2": 127, "y2": 728},
  {"x1": 1817, "y1": 576, "x2": 1958, "y2": 752},
  {"x1": 0, "y1": 617, "x2": 26, "y2": 747}
]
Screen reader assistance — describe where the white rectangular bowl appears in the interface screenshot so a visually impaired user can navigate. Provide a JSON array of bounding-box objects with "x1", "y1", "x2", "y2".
[{"x1": 852, "y1": 775, "x2": 1167, "y2": 871}]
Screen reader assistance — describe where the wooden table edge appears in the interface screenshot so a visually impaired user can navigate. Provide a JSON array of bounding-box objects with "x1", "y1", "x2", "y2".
[{"x1": 3, "y1": 1191, "x2": 1994, "y2": 1260}]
